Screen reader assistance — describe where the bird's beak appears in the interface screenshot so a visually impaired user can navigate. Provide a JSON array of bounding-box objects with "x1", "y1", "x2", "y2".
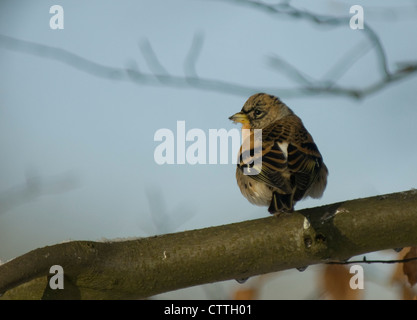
[{"x1": 229, "y1": 111, "x2": 249, "y2": 124}]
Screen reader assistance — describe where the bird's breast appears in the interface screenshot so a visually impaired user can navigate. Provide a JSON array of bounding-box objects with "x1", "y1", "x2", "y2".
[{"x1": 235, "y1": 168, "x2": 273, "y2": 206}]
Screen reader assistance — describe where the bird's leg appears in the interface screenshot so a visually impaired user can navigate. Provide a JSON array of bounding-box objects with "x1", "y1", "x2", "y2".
[{"x1": 268, "y1": 193, "x2": 279, "y2": 215}]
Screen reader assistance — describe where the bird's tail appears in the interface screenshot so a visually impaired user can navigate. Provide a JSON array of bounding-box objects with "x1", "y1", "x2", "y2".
[{"x1": 268, "y1": 192, "x2": 294, "y2": 214}]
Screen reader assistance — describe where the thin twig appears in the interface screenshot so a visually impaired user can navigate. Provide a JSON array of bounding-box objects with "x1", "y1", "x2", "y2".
[
  {"x1": 327, "y1": 256, "x2": 417, "y2": 265},
  {"x1": 218, "y1": 0, "x2": 390, "y2": 76},
  {"x1": 184, "y1": 32, "x2": 204, "y2": 78},
  {"x1": 138, "y1": 38, "x2": 170, "y2": 80},
  {"x1": 267, "y1": 54, "x2": 316, "y2": 86},
  {"x1": 2, "y1": 0, "x2": 417, "y2": 104}
]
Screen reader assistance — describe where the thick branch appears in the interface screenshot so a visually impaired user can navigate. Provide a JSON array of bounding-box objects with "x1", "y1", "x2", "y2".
[{"x1": 1, "y1": 190, "x2": 417, "y2": 299}]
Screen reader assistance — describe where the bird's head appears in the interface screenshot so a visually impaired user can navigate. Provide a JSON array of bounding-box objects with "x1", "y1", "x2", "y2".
[{"x1": 229, "y1": 93, "x2": 293, "y2": 129}]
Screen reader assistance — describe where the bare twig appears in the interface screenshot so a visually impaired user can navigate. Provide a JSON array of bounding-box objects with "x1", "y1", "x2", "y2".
[
  {"x1": 217, "y1": 0, "x2": 390, "y2": 76},
  {"x1": 327, "y1": 256, "x2": 417, "y2": 265},
  {"x1": 320, "y1": 39, "x2": 372, "y2": 84},
  {"x1": 213, "y1": 0, "x2": 417, "y2": 96},
  {"x1": 0, "y1": 170, "x2": 79, "y2": 215},
  {"x1": 139, "y1": 38, "x2": 170, "y2": 77},
  {"x1": 1, "y1": 33, "x2": 415, "y2": 100},
  {"x1": 1, "y1": 0, "x2": 416, "y2": 100},
  {"x1": 268, "y1": 54, "x2": 316, "y2": 86},
  {"x1": 184, "y1": 32, "x2": 204, "y2": 78}
]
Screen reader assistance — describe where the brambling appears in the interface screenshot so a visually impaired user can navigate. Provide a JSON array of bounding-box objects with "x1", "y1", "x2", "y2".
[{"x1": 229, "y1": 93, "x2": 328, "y2": 215}]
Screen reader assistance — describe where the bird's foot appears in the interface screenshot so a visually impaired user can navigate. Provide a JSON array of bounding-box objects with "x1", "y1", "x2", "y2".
[{"x1": 268, "y1": 206, "x2": 293, "y2": 217}]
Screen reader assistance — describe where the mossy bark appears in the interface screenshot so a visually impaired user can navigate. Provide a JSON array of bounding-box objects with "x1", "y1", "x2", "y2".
[{"x1": 1, "y1": 190, "x2": 417, "y2": 299}]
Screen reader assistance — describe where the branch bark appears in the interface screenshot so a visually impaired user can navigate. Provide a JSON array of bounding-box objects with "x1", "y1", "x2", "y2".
[{"x1": 1, "y1": 190, "x2": 417, "y2": 299}]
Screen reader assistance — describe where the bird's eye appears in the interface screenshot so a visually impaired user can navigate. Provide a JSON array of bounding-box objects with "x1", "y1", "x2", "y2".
[{"x1": 254, "y1": 109, "x2": 263, "y2": 117}]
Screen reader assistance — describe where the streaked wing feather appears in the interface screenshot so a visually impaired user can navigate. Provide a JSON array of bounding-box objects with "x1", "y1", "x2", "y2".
[
  {"x1": 238, "y1": 116, "x2": 325, "y2": 197},
  {"x1": 238, "y1": 124, "x2": 291, "y2": 193}
]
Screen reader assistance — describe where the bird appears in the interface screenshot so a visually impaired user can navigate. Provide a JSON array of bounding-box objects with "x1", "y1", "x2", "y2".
[{"x1": 229, "y1": 93, "x2": 328, "y2": 215}]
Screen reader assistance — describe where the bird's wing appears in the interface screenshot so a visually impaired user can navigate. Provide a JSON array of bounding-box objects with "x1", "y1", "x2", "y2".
[
  {"x1": 237, "y1": 121, "x2": 292, "y2": 193},
  {"x1": 238, "y1": 116, "x2": 325, "y2": 197},
  {"x1": 287, "y1": 139, "x2": 325, "y2": 200}
]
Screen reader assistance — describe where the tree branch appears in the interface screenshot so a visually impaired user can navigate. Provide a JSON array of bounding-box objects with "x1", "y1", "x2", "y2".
[
  {"x1": 0, "y1": 29, "x2": 416, "y2": 100},
  {"x1": 1, "y1": 190, "x2": 417, "y2": 299}
]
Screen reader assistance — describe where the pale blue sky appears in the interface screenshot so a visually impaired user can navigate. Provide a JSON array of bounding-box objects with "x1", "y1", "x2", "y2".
[{"x1": 1, "y1": 0, "x2": 416, "y2": 299}]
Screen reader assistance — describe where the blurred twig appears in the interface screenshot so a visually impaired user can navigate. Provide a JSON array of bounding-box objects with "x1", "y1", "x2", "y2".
[
  {"x1": 1, "y1": 1, "x2": 416, "y2": 100},
  {"x1": 141, "y1": 185, "x2": 195, "y2": 235},
  {"x1": 184, "y1": 31, "x2": 205, "y2": 78},
  {"x1": 0, "y1": 170, "x2": 79, "y2": 215},
  {"x1": 139, "y1": 39, "x2": 170, "y2": 79},
  {"x1": 211, "y1": 0, "x2": 417, "y2": 98},
  {"x1": 220, "y1": 0, "x2": 390, "y2": 75}
]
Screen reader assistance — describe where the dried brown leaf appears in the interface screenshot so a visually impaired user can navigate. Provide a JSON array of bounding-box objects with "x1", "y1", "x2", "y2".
[
  {"x1": 391, "y1": 247, "x2": 409, "y2": 285},
  {"x1": 401, "y1": 285, "x2": 417, "y2": 300},
  {"x1": 233, "y1": 288, "x2": 258, "y2": 300},
  {"x1": 322, "y1": 264, "x2": 361, "y2": 300},
  {"x1": 403, "y1": 247, "x2": 417, "y2": 287}
]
